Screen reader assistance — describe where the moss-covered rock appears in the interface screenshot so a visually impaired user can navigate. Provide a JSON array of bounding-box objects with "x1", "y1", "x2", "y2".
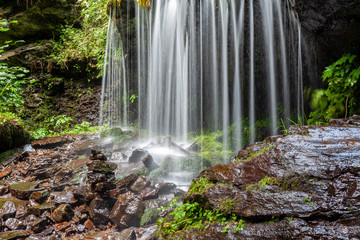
[{"x1": 0, "y1": 115, "x2": 33, "y2": 153}]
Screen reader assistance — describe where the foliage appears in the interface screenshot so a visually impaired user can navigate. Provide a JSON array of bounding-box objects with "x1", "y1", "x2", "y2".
[
  {"x1": 137, "y1": 0, "x2": 151, "y2": 9},
  {"x1": 29, "y1": 115, "x2": 98, "y2": 139},
  {"x1": 140, "y1": 208, "x2": 159, "y2": 226},
  {"x1": 190, "y1": 130, "x2": 232, "y2": 165},
  {"x1": 309, "y1": 54, "x2": 360, "y2": 124},
  {"x1": 156, "y1": 198, "x2": 245, "y2": 238},
  {"x1": 188, "y1": 177, "x2": 214, "y2": 195},
  {"x1": 51, "y1": 0, "x2": 108, "y2": 71},
  {"x1": 149, "y1": 169, "x2": 167, "y2": 179},
  {"x1": 0, "y1": 63, "x2": 30, "y2": 113},
  {"x1": 0, "y1": 149, "x2": 16, "y2": 163}
]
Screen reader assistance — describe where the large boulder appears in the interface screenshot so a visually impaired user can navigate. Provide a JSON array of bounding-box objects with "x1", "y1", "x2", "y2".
[
  {"x1": 178, "y1": 118, "x2": 360, "y2": 239},
  {"x1": 0, "y1": 116, "x2": 32, "y2": 152}
]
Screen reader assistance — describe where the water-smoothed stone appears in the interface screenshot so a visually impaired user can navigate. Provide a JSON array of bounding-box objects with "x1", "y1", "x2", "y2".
[
  {"x1": 0, "y1": 230, "x2": 30, "y2": 239},
  {"x1": 129, "y1": 149, "x2": 148, "y2": 163},
  {"x1": 87, "y1": 172, "x2": 115, "y2": 184},
  {"x1": 9, "y1": 181, "x2": 39, "y2": 199},
  {"x1": 0, "y1": 201, "x2": 16, "y2": 220},
  {"x1": 130, "y1": 176, "x2": 150, "y2": 193},
  {"x1": 109, "y1": 191, "x2": 144, "y2": 229},
  {"x1": 87, "y1": 160, "x2": 117, "y2": 173},
  {"x1": 52, "y1": 204, "x2": 74, "y2": 223},
  {"x1": 31, "y1": 136, "x2": 71, "y2": 149}
]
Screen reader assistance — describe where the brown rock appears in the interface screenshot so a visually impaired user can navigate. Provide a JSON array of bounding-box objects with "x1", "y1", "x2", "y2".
[
  {"x1": 0, "y1": 168, "x2": 12, "y2": 179},
  {"x1": 109, "y1": 191, "x2": 144, "y2": 229},
  {"x1": 0, "y1": 230, "x2": 30, "y2": 239},
  {"x1": 0, "y1": 201, "x2": 16, "y2": 220},
  {"x1": 4, "y1": 218, "x2": 25, "y2": 230},
  {"x1": 88, "y1": 197, "x2": 114, "y2": 225},
  {"x1": 52, "y1": 204, "x2": 74, "y2": 223},
  {"x1": 54, "y1": 221, "x2": 71, "y2": 232},
  {"x1": 130, "y1": 176, "x2": 150, "y2": 193},
  {"x1": 142, "y1": 154, "x2": 159, "y2": 171},
  {"x1": 87, "y1": 160, "x2": 117, "y2": 173},
  {"x1": 27, "y1": 203, "x2": 55, "y2": 216},
  {"x1": 139, "y1": 188, "x2": 159, "y2": 200},
  {"x1": 84, "y1": 219, "x2": 94, "y2": 230},
  {"x1": 9, "y1": 181, "x2": 39, "y2": 199},
  {"x1": 116, "y1": 173, "x2": 138, "y2": 189},
  {"x1": 31, "y1": 136, "x2": 71, "y2": 149}
]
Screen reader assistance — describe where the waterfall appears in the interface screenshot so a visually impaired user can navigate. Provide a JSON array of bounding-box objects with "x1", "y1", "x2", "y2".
[
  {"x1": 99, "y1": 9, "x2": 128, "y2": 127},
  {"x1": 101, "y1": 0, "x2": 305, "y2": 155}
]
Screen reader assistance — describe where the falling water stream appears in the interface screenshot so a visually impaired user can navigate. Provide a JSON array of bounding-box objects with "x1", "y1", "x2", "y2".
[{"x1": 100, "y1": 0, "x2": 305, "y2": 176}]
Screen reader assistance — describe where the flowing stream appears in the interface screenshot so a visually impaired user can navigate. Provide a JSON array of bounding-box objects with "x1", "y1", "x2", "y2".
[{"x1": 100, "y1": 0, "x2": 305, "y2": 155}]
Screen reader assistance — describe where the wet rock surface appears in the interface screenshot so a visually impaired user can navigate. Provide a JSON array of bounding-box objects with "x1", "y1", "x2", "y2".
[
  {"x1": 0, "y1": 133, "x2": 181, "y2": 239},
  {"x1": 181, "y1": 116, "x2": 360, "y2": 239}
]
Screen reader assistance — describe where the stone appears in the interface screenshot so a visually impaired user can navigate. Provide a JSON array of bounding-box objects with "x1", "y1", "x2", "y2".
[
  {"x1": 87, "y1": 160, "x2": 117, "y2": 173},
  {"x1": 142, "y1": 154, "x2": 159, "y2": 171},
  {"x1": 130, "y1": 176, "x2": 151, "y2": 193},
  {"x1": 27, "y1": 203, "x2": 55, "y2": 216},
  {"x1": 9, "y1": 181, "x2": 39, "y2": 199},
  {"x1": 109, "y1": 191, "x2": 144, "y2": 229},
  {"x1": 4, "y1": 218, "x2": 25, "y2": 230},
  {"x1": 53, "y1": 221, "x2": 71, "y2": 232},
  {"x1": 0, "y1": 230, "x2": 30, "y2": 239},
  {"x1": 30, "y1": 190, "x2": 49, "y2": 203},
  {"x1": 31, "y1": 136, "x2": 71, "y2": 149},
  {"x1": 88, "y1": 197, "x2": 115, "y2": 225},
  {"x1": 139, "y1": 188, "x2": 159, "y2": 201},
  {"x1": 84, "y1": 219, "x2": 94, "y2": 230},
  {"x1": 158, "y1": 182, "x2": 176, "y2": 195},
  {"x1": 29, "y1": 216, "x2": 50, "y2": 233},
  {"x1": 128, "y1": 149, "x2": 148, "y2": 163},
  {"x1": 116, "y1": 173, "x2": 138, "y2": 189},
  {"x1": 52, "y1": 204, "x2": 74, "y2": 223},
  {"x1": 0, "y1": 115, "x2": 33, "y2": 152},
  {"x1": 73, "y1": 185, "x2": 90, "y2": 202},
  {"x1": 0, "y1": 168, "x2": 12, "y2": 179},
  {"x1": 50, "y1": 191, "x2": 77, "y2": 205},
  {"x1": 0, "y1": 201, "x2": 16, "y2": 220}
]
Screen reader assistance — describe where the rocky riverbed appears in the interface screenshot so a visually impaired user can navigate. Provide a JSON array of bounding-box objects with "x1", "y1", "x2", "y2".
[
  {"x1": 0, "y1": 133, "x2": 191, "y2": 239},
  {"x1": 0, "y1": 116, "x2": 359, "y2": 239}
]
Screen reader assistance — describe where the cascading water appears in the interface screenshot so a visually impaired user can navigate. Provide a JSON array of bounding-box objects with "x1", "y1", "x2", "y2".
[
  {"x1": 99, "y1": 9, "x2": 128, "y2": 127},
  {"x1": 101, "y1": 0, "x2": 305, "y2": 157}
]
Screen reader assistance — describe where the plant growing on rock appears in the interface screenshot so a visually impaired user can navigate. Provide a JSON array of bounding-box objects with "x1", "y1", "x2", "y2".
[{"x1": 157, "y1": 197, "x2": 245, "y2": 238}]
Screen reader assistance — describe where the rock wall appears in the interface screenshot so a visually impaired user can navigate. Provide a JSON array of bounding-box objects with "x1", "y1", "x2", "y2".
[
  {"x1": 296, "y1": 0, "x2": 360, "y2": 85},
  {"x1": 173, "y1": 115, "x2": 360, "y2": 239}
]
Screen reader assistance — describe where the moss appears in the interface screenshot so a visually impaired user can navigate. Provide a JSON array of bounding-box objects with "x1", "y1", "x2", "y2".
[
  {"x1": 188, "y1": 177, "x2": 214, "y2": 195},
  {"x1": 237, "y1": 145, "x2": 274, "y2": 162},
  {"x1": 0, "y1": 149, "x2": 16, "y2": 163},
  {"x1": 218, "y1": 198, "x2": 235, "y2": 214}
]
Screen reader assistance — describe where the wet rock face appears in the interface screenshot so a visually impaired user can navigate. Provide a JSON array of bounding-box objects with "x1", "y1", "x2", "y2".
[
  {"x1": 183, "y1": 118, "x2": 360, "y2": 239},
  {"x1": 109, "y1": 191, "x2": 144, "y2": 229},
  {"x1": 0, "y1": 117, "x2": 33, "y2": 152},
  {"x1": 295, "y1": 0, "x2": 360, "y2": 79}
]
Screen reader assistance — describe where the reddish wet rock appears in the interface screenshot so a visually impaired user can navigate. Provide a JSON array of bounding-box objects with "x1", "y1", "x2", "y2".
[
  {"x1": 130, "y1": 176, "x2": 151, "y2": 193},
  {"x1": 31, "y1": 136, "x2": 72, "y2": 149},
  {"x1": 109, "y1": 191, "x2": 144, "y2": 229},
  {"x1": 180, "y1": 117, "x2": 360, "y2": 239}
]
